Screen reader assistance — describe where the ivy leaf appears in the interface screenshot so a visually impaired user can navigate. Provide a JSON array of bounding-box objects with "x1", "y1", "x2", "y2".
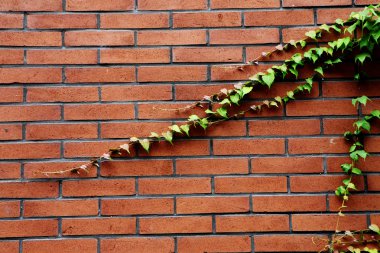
[
  {"x1": 335, "y1": 18, "x2": 344, "y2": 26},
  {"x1": 314, "y1": 66, "x2": 324, "y2": 76},
  {"x1": 216, "y1": 107, "x2": 228, "y2": 119},
  {"x1": 320, "y1": 24, "x2": 331, "y2": 32},
  {"x1": 305, "y1": 30, "x2": 317, "y2": 40},
  {"x1": 274, "y1": 96, "x2": 283, "y2": 105},
  {"x1": 262, "y1": 71, "x2": 275, "y2": 88},
  {"x1": 130, "y1": 137, "x2": 139, "y2": 142},
  {"x1": 188, "y1": 115, "x2": 200, "y2": 122},
  {"x1": 371, "y1": 110, "x2": 380, "y2": 119},
  {"x1": 241, "y1": 86, "x2": 253, "y2": 96},
  {"x1": 347, "y1": 21, "x2": 359, "y2": 34},
  {"x1": 286, "y1": 91, "x2": 295, "y2": 100},
  {"x1": 180, "y1": 124, "x2": 190, "y2": 136},
  {"x1": 355, "y1": 52, "x2": 372, "y2": 64},
  {"x1": 352, "y1": 95, "x2": 370, "y2": 107},
  {"x1": 162, "y1": 131, "x2": 173, "y2": 144},
  {"x1": 291, "y1": 53, "x2": 303, "y2": 64},
  {"x1": 169, "y1": 125, "x2": 182, "y2": 134},
  {"x1": 205, "y1": 109, "x2": 215, "y2": 114},
  {"x1": 369, "y1": 224, "x2": 380, "y2": 235},
  {"x1": 351, "y1": 167, "x2": 362, "y2": 175},
  {"x1": 230, "y1": 93, "x2": 240, "y2": 105},
  {"x1": 199, "y1": 118, "x2": 209, "y2": 130},
  {"x1": 139, "y1": 139, "x2": 150, "y2": 153},
  {"x1": 120, "y1": 144, "x2": 130, "y2": 154},
  {"x1": 354, "y1": 119, "x2": 371, "y2": 132},
  {"x1": 299, "y1": 40, "x2": 307, "y2": 48},
  {"x1": 341, "y1": 163, "x2": 352, "y2": 173},
  {"x1": 220, "y1": 98, "x2": 231, "y2": 106}
]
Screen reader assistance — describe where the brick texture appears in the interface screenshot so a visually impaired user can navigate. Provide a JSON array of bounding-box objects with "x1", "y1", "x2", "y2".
[{"x1": 0, "y1": 1, "x2": 378, "y2": 253}]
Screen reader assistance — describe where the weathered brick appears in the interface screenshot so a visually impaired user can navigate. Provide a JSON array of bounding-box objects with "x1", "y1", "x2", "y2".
[
  {"x1": 255, "y1": 235, "x2": 328, "y2": 252},
  {"x1": 215, "y1": 176, "x2": 287, "y2": 193},
  {"x1": 0, "y1": 32, "x2": 61, "y2": 46},
  {"x1": 139, "y1": 216, "x2": 212, "y2": 234},
  {"x1": 102, "y1": 198, "x2": 174, "y2": 215},
  {"x1": 28, "y1": 14, "x2": 97, "y2": 29},
  {"x1": 216, "y1": 215, "x2": 289, "y2": 232},
  {"x1": 213, "y1": 139, "x2": 285, "y2": 155},
  {"x1": 23, "y1": 239, "x2": 97, "y2": 253},
  {"x1": 0, "y1": 49, "x2": 23, "y2": 64},
  {"x1": 0, "y1": 0, "x2": 62, "y2": 11},
  {"x1": 101, "y1": 160, "x2": 173, "y2": 177},
  {"x1": 64, "y1": 104, "x2": 134, "y2": 120},
  {"x1": 0, "y1": 14, "x2": 23, "y2": 28},
  {"x1": 101, "y1": 13, "x2": 169, "y2": 28},
  {"x1": 138, "y1": 30, "x2": 206, "y2": 45},
  {"x1": 245, "y1": 10, "x2": 314, "y2": 26},
  {"x1": 251, "y1": 157, "x2": 324, "y2": 173},
  {"x1": 138, "y1": 0, "x2": 207, "y2": 10},
  {"x1": 0, "y1": 163, "x2": 20, "y2": 179},
  {"x1": 65, "y1": 31, "x2": 134, "y2": 46},
  {"x1": 0, "y1": 142, "x2": 60, "y2": 159},
  {"x1": 210, "y1": 28, "x2": 279, "y2": 44},
  {"x1": 0, "y1": 220, "x2": 58, "y2": 238},
  {"x1": 139, "y1": 177, "x2": 211, "y2": 195},
  {"x1": 173, "y1": 12, "x2": 241, "y2": 28},
  {"x1": 62, "y1": 179, "x2": 135, "y2": 197},
  {"x1": 253, "y1": 195, "x2": 327, "y2": 212},
  {"x1": 177, "y1": 236, "x2": 251, "y2": 253},
  {"x1": 283, "y1": 0, "x2": 351, "y2": 7},
  {"x1": 66, "y1": 0, "x2": 134, "y2": 11},
  {"x1": 27, "y1": 49, "x2": 98, "y2": 64},
  {"x1": 211, "y1": 0, "x2": 280, "y2": 9},
  {"x1": 176, "y1": 158, "x2": 248, "y2": 175},
  {"x1": 0, "y1": 68, "x2": 62, "y2": 83},
  {"x1": 0, "y1": 201, "x2": 20, "y2": 218},
  {"x1": 62, "y1": 218, "x2": 136, "y2": 235},
  {"x1": 101, "y1": 48, "x2": 170, "y2": 64},
  {"x1": 27, "y1": 86, "x2": 99, "y2": 102},
  {"x1": 101, "y1": 237, "x2": 174, "y2": 253},
  {"x1": 65, "y1": 67, "x2": 136, "y2": 83},
  {"x1": 173, "y1": 47, "x2": 243, "y2": 63},
  {"x1": 0, "y1": 124, "x2": 22, "y2": 140}
]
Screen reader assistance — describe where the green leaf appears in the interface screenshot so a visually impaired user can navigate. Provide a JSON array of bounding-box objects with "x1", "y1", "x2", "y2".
[
  {"x1": 170, "y1": 125, "x2": 182, "y2": 134},
  {"x1": 241, "y1": 86, "x2": 253, "y2": 96},
  {"x1": 331, "y1": 25, "x2": 341, "y2": 32},
  {"x1": 139, "y1": 139, "x2": 150, "y2": 153},
  {"x1": 347, "y1": 182, "x2": 357, "y2": 190},
  {"x1": 369, "y1": 224, "x2": 380, "y2": 235},
  {"x1": 299, "y1": 40, "x2": 307, "y2": 48},
  {"x1": 371, "y1": 110, "x2": 380, "y2": 119},
  {"x1": 291, "y1": 53, "x2": 303, "y2": 64},
  {"x1": 130, "y1": 137, "x2": 139, "y2": 142},
  {"x1": 162, "y1": 131, "x2": 173, "y2": 144},
  {"x1": 289, "y1": 68, "x2": 298, "y2": 78},
  {"x1": 188, "y1": 114, "x2": 200, "y2": 122},
  {"x1": 314, "y1": 66, "x2": 324, "y2": 76},
  {"x1": 347, "y1": 21, "x2": 359, "y2": 34},
  {"x1": 352, "y1": 95, "x2": 370, "y2": 107},
  {"x1": 262, "y1": 71, "x2": 275, "y2": 88},
  {"x1": 286, "y1": 91, "x2": 295, "y2": 99},
  {"x1": 335, "y1": 186, "x2": 346, "y2": 196},
  {"x1": 274, "y1": 96, "x2": 282, "y2": 105},
  {"x1": 341, "y1": 163, "x2": 352, "y2": 173},
  {"x1": 320, "y1": 24, "x2": 330, "y2": 32},
  {"x1": 351, "y1": 167, "x2": 362, "y2": 175},
  {"x1": 230, "y1": 93, "x2": 240, "y2": 105},
  {"x1": 199, "y1": 118, "x2": 209, "y2": 130},
  {"x1": 216, "y1": 107, "x2": 228, "y2": 119},
  {"x1": 305, "y1": 30, "x2": 317, "y2": 40},
  {"x1": 205, "y1": 109, "x2": 216, "y2": 114},
  {"x1": 180, "y1": 124, "x2": 190, "y2": 136},
  {"x1": 349, "y1": 144, "x2": 357, "y2": 152},
  {"x1": 220, "y1": 98, "x2": 231, "y2": 106},
  {"x1": 355, "y1": 52, "x2": 372, "y2": 64},
  {"x1": 354, "y1": 119, "x2": 371, "y2": 132},
  {"x1": 335, "y1": 18, "x2": 344, "y2": 26}
]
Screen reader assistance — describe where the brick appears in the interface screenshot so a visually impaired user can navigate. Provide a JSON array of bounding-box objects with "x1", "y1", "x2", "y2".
[
  {"x1": 65, "y1": 31, "x2": 134, "y2": 46},
  {"x1": 0, "y1": 201, "x2": 20, "y2": 218},
  {"x1": 0, "y1": 32, "x2": 61, "y2": 46},
  {"x1": 100, "y1": 237, "x2": 174, "y2": 253},
  {"x1": 140, "y1": 140, "x2": 210, "y2": 157},
  {"x1": 0, "y1": 105, "x2": 61, "y2": 121},
  {"x1": 246, "y1": 45, "x2": 314, "y2": 62},
  {"x1": 0, "y1": 241, "x2": 18, "y2": 253},
  {"x1": 138, "y1": 30, "x2": 206, "y2": 45},
  {"x1": 210, "y1": 28, "x2": 279, "y2": 44},
  {"x1": 0, "y1": 0, "x2": 62, "y2": 11},
  {"x1": 0, "y1": 68, "x2": 62, "y2": 83},
  {"x1": 317, "y1": 8, "x2": 361, "y2": 24},
  {"x1": 138, "y1": 103, "x2": 206, "y2": 119},
  {"x1": 0, "y1": 142, "x2": 60, "y2": 159},
  {"x1": 64, "y1": 104, "x2": 134, "y2": 120},
  {"x1": 216, "y1": 215, "x2": 289, "y2": 232},
  {"x1": 0, "y1": 124, "x2": 22, "y2": 140},
  {"x1": 139, "y1": 177, "x2": 211, "y2": 195},
  {"x1": 138, "y1": 0, "x2": 206, "y2": 10},
  {"x1": 102, "y1": 198, "x2": 174, "y2": 215},
  {"x1": 27, "y1": 49, "x2": 97, "y2": 64},
  {"x1": 288, "y1": 137, "x2": 350, "y2": 154},
  {"x1": 213, "y1": 139, "x2": 285, "y2": 155},
  {"x1": 249, "y1": 119, "x2": 320, "y2": 136},
  {"x1": 292, "y1": 214, "x2": 367, "y2": 231},
  {"x1": 27, "y1": 86, "x2": 99, "y2": 102},
  {"x1": 255, "y1": 235, "x2": 328, "y2": 252},
  {"x1": 24, "y1": 199, "x2": 98, "y2": 217},
  {"x1": 327, "y1": 156, "x2": 380, "y2": 173},
  {"x1": 329, "y1": 195, "x2": 380, "y2": 211},
  {"x1": 177, "y1": 196, "x2": 249, "y2": 214},
  {"x1": 175, "y1": 83, "x2": 233, "y2": 100},
  {"x1": 323, "y1": 118, "x2": 369, "y2": 135},
  {"x1": 102, "y1": 85, "x2": 172, "y2": 101},
  {"x1": 26, "y1": 123, "x2": 98, "y2": 140},
  {"x1": 215, "y1": 176, "x2": 287, "y2": 193},
  {"x1": 23, "y1": 239, "x2": 97, "y2": 253},
  {"x1": 139, "y1": 216, "x2": 212, "y2": 234},
  {"x1": 283, "y1": 0, "x2": 351, "y2": 7},
  {"x1": 322, "y1": 81, "x2": 380, "y2": 97},
  {"x1": 101, "y1": 160, "x2": 173, "y2": 177},
  {"x1": 139, "y1": 66, "x2": 207, "y2": 82},
  {"x1": 368, "y1": 175, "x2": 380, "y2": 191},
  {"x1": 0, "y1": 14, "x2": 23, "y2": 28},
  {"x1": 245, "y1": 10, "x2": 314, "y2": 26},
  {"x1": 173, "y1": 47, "x2": 243, "y2": 63},
  {"x1": 282, "y1": 27, "x2": 350, "y2": 42},
  {"x1": 0, "y1": 163, "x2": 20, "y2": 179},
  {"x1": 211, "y1": 0, "x2": 280, "y2": 9},
  {"x1": 252, "y1": 157, "x2": 324, "y2": 174},
  {"x1": 177, "y1": 236, "x2": 251, "y2": 253},
  {"x1": 0, "y1": 87, "x2": 23, "y2": 103},
  {"x1": 101, "y1": 13, "x2": 169, "y2": 28},
  {"x1": 253, "y1": 195, "x2": 327, "y2": 212},
  {"x1": 176, "y1": 158, "x2": 248, "y2": 175},
  {"x1": 28, "y1": 14, "x2": 97, "y2": 29},
  {"x1": 0, "y1": 220, "x2": 57, "y2": 238},
  {"x1": 65, "y1": 67, "x2": 135, "y2": 83},
  {"x1": 101, "y1": 48, "x2": 170, "y2": 64},
  {"x1": 24, "y1": 161, "x2": 97, "y2": 179},
  {"x1": 290, "y1": 175, "x2": 364, "y2": 192},
  {"x1": 63, "y1": 140, "x2": 130, "y2": 158},
  {"x1": 355, "y1": 0, "x2": 379, "y2": 5},
  {"x1": 62, "y1": 179, "x2": 135, "y2": 197},
  {"x1": 173, "y1": 12, "x2": 241, "y2": 28},
  {"x1": 66, "y1": 0, "x2": 134, "y2": 11},
  {"x1": 191, "y1": 121, "x2": 247, "y2": 137},
  {"x1": 0, "y1": 182, "x2": 57, "y2": 198},
  {"x1": 211, "y1": 64, "x2": 269, "y2": 81},
  {"x1": 371, "y1": 214, "x2": 380, "y2": 224},
  {"x1": 286, "y1": 100, "x2": 357, "y2": 116},
  {"x1": 0, "y1": 49, "x2": 23, "y2": 64},
  {"x1": 62, "y1": 218, "x2": 136, "y2": 235},
  {"x1": 100, "y1": 122, "x2": 170, "y2": 138}
]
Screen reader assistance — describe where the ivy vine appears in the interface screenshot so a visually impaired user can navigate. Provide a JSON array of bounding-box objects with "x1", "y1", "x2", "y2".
[{"x1": 42, "y1": 4, "x2": 380, "y2": 253}]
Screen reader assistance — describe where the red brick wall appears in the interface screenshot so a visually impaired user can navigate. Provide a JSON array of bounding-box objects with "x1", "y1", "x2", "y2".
[{"x1": 0, "y1": 0, "x2": 379, "y2": 252}]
